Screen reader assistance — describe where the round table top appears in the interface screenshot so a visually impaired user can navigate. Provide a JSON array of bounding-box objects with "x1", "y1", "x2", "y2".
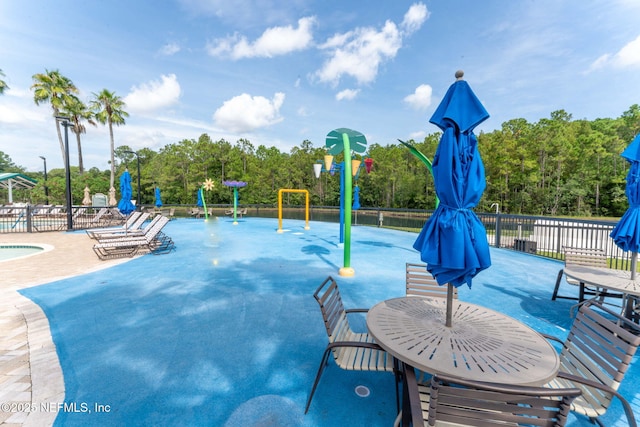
[
  {"x1": 563, "y1": 265, "x2": 640, "y2": 297},
  {"x1": 366, "y1": 297, "x2": 560, "y2": 386}
]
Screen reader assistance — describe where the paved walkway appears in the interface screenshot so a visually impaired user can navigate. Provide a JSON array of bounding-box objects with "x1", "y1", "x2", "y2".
[{"x1": 0, "y1": 232, "x2": 130, "y2": 426}]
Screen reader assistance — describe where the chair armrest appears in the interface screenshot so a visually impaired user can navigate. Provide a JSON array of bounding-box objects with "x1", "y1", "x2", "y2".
[
  {"x1": 345, "y1": 308, "x2": 369, "y2": 314},
  {"x1": 540, "y1": 333, "x2": 564, "y2": 344},
  {"x1": 556, "y1": 371, "x2": 637, "y2": 427},
  {"x1": 326, "y1": 341, "x2": 385, "y2": 351}
]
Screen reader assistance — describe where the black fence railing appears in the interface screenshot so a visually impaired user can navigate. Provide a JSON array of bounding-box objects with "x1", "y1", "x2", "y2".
[{"x1": 0, "y1": 204, "x2": 629, "y2": 270}]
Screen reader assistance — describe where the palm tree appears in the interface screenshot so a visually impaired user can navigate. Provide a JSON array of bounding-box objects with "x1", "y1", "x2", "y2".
[
  {"x1": 62, "y1": 95, "x2": 97, "y2": 174},
  {"x1": 31, "y1": 69, "x2": 78, "y2": 164},
  {"x1": 90, "y1": 89, "x2": 129, "y2": 194},
  {"x1": 0, "y1": 69, "x2": 8, "y2": 95}
]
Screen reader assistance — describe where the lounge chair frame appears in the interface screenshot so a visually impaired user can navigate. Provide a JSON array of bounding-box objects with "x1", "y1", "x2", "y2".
[
  {"x1": 92, "y1": 216, "x2": 174, "y2": 260},
  {"x1": 86, "y1": 212, "x2": 148, "y2": 239}
]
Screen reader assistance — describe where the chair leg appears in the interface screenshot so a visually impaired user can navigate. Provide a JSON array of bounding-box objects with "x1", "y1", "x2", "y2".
[
  {"x1": 304, "y1": 348, "x2": 332, "y2": 414},
  {"x1": 551, "y1": 269, "x2": 564, "y2": 301},
  {"x1": 394, "y1": 358, "x2": 401, "y2": 413}
]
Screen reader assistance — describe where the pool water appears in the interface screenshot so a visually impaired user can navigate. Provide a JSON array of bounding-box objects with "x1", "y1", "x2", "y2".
[{"x1": 0, "y1": 244, "x2": 44, "y2": 262}]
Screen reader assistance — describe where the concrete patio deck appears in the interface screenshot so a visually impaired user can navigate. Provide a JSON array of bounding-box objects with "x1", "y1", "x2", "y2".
[{"x1": 0, "y1": 231, "x2": 130, "y2": 427}]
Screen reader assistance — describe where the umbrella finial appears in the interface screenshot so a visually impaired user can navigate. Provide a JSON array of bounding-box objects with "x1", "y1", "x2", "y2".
[{"x1": 455, "y1": 70, "x2": 464, "y2": 80}]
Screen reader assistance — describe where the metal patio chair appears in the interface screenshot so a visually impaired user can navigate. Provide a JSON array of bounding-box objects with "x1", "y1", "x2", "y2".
[
  {"x1": 396, "y1": 363, "x2": 581, "y2": 427},
  {"x1": 305, "y1": 276, "x2": 398, "y2": 414},
  {"x1": 543, "y1": 301, "x2": 640, "y2": 427},
  {"x1": 406, "y1": 263, "x2": 457, "y2": 299}
]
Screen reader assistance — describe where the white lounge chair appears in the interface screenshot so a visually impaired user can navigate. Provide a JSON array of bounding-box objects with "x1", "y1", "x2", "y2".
[
  {"x1": 92, "y1": 214, "x2": 162, "y2": 242},
  {"x1": 86, "y1": 212, "x2": 146, "y2": 239},
  {"x1": 92, "y1": 216, "x2": 174, "y2": 260}
]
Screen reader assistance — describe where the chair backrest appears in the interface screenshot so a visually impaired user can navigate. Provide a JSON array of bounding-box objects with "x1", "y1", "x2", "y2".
[
  {"x1": 313, "y1": 276, "x2": 351, "y2": 343},
  {"x1": 90, "y1": 207, "x2": 109, "y2": 223},
  {"x1": 130, "y1": 212, "x2": 150, "y2": 229},
  {"x1": 562, "y1": 246, "x2": 607, "y2": 268},
  {"x1": 144, "y1": 215, "x2": 170, "y2": 242},
  {"x1": 92, "y1": 193, "x2": 108, "y2": 207},
  {"x1": 124, "y1": 211, "x2": 142, "y2": 228},
  {"x1": 559, "y1": 301, "x2": 640, "y2": 403},
  {"x1": 406, "y1": 263, "x2": 457, "y2": 299},
  {"x1": 424, "y1": 372, "x2": 581, "y2": 427}
]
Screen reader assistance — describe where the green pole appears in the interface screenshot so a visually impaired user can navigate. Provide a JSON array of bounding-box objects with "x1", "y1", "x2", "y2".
[
  {"x1": 340, "y1": 132, "x2": 354, "y2": 276},
  {"x1": 201, "y1": 186, "x2": 209, "y2": 221}
]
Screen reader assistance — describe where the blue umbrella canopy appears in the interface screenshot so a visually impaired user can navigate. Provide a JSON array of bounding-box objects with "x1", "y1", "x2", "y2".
[
  {"x1": 155, "y1": 187, "x2": 163, "y2": 208},
  {"x1": 610, "y1": 134, "x2": 640, "y2": 259},
  {"x1": 413, "y1": 73, "x2": 491, "y2": 290},
  {"x1": 196, "y1": 188, "x2": 203, "y2": 207},
  {"x1": 117, "y1": 170, "x2": 136, "y2": 215}
]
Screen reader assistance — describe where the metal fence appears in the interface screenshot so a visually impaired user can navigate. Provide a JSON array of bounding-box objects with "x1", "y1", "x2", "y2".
[{"x1": 0, "y1": 204, "x2": 630, "y2": 270}]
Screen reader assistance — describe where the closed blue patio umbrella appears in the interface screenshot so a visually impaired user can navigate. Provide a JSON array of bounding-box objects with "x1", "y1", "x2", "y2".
[
  {"x1": 155, "y1": 187, "x2": 163, "y2": 208},
  {"x1": 196, "y1": 188, "x2": 203, "y2": 207},
  {"x1": 413, "y1": 71, "x2": 491, "y2": 326},
  {"x1": 117, "y1": 170, "x2": 136, "y2": 215},
  {"x1": 610, "y1": 134, "x2": 640, "y2": 279}
]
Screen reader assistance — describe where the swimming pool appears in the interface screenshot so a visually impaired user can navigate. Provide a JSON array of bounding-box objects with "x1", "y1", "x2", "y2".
[
  {"x1": 0, "y1": 244, "x2": 50, "y2": 262},
  {"x1": 18, "y1": 218, "x2": 638, "y2": 426}
]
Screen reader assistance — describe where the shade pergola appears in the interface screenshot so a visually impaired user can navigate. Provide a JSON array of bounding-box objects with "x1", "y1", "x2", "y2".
[{"x1": 0, "y1": 173, "x2": 38, "y2": 203}]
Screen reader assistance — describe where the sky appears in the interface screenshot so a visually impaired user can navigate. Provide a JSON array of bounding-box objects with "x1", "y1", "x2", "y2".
[{"x1": 1, "y1": 0, "x2": 639, "y2": 172}]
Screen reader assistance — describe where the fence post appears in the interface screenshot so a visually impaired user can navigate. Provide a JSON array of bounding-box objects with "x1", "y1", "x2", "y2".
[
  {"x1": 26, "y1": 205, "x2": 33, "y2": 233},
  {"x1": 495, "y1": 213, "x2": 501, "y2": 248}
]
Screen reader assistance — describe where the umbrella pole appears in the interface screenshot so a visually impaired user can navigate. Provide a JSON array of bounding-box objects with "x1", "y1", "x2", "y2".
[
  {"x1": 632, "y1": 252, "x2": 637, "y2": 280},
  {"x1": 446, "y1": 284, "x2": 453, "y2": 327}
]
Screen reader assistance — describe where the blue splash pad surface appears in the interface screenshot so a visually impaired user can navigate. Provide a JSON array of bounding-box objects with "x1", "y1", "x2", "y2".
[{"x1": 20, "y1": 218, "x2": 638, "y2": 426}]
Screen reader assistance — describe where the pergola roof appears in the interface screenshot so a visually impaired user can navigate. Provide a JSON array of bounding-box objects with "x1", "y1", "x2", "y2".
[{"x1": 0, "y1": 173, "x2": 38, "y2": 189}]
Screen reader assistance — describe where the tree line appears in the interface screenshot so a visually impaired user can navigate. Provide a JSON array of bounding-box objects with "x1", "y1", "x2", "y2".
[{"x1": 1, "y1": 69, "x2": 639, "y2": 217}]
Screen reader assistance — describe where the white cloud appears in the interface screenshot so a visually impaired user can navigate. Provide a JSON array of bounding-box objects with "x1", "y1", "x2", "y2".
[
  {"x1": 213, "y1": 92, "x2": 285, "y2": 133},
  {"x1": 124, "y1": 74, "x2": 181, "y2": 113},
  {"x1": 0, "y1": 86, "x2": 49, "y2": 125},
  {"x1": 613, "y1": 34, "x2": 640, "y2": 67},
  {"x1": 335, "y1": 88, "x2": 360, "y2": 101},
  {"x1": 315, "y1": 21, "x2": 402, "y2": 86},
  {"x1": 403, "y1": 84, "x2": 432, "y2": 110},
  {"x1": 159, "y1": 42, "x2": 181, "y2": 56},
  {"x1": 313, "y1": 3, "x2": 425, "y2": 87},
  {"x1": 589, "y1": 34, "x2": 640, "y2": 71},
  {"x1": 409, "y1": 130, "x2": 426, "y2": 140},
  {"x1": 401, "y1": 3, "x2": 429, "y2": 35},
  {"x1": 207, "y1": 17, "x2": 315, "y2": 59},
  {"x1": 0, "y1": 102, "x2": 47, "y2": 124}
]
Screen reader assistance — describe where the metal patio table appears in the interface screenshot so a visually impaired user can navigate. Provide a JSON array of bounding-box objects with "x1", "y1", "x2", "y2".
[
  {"x1": 564, "y1": 265, "x2": 640, "y2": 320},
  {"x1": 366, "y1": 297, "x2": 560, "y2": 386}
]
